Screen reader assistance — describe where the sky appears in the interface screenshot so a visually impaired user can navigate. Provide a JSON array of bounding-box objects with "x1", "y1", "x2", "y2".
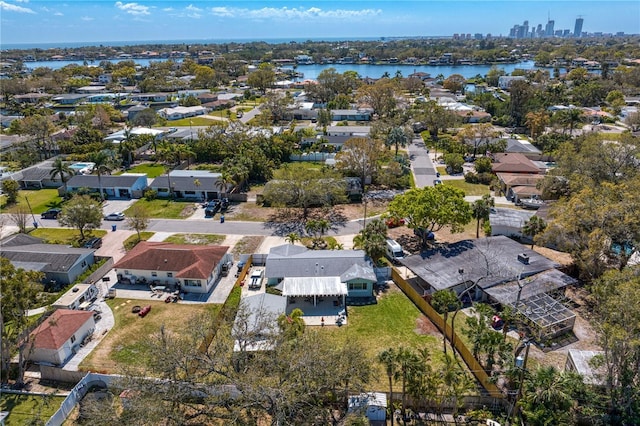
[{"x1": 1, "y1": 0, "x2": 639, "y2": 46}]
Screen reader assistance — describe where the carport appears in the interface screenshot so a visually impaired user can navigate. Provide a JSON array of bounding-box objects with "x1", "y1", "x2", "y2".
[{"x1": 281, "y1": 276, "x2": 347, "y2": 307}]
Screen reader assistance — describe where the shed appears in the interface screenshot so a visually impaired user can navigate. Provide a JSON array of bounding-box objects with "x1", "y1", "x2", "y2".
[{"x1": 347, "y1": 392, "x2": 387, "y2": 422}]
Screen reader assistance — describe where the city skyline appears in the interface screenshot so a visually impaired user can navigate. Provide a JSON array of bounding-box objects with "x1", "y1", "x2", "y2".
[{"x1": 1, "y1": 1, "x2": 638, "y2": 46}]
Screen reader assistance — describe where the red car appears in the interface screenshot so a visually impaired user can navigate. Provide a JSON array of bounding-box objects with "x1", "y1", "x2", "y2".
[
  {"x1": 385, "y1": 217, "x2": 405, "y2": 228},
  {"x1": 138, "y1": 305, "x2": 151, "y2": 317}
]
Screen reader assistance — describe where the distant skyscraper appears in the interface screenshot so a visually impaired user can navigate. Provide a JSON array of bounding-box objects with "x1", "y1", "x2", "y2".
[
  {"x1": 545, "y1": 20, "x2": 555, "y2": 36},
  {"x1": 574, "y1": 17, "x2": 584, "y2": 37}
]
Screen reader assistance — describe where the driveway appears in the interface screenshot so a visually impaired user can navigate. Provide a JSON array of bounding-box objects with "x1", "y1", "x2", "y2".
[
  {"x1": 408, "y1": 138, "x2": 437, "y2": 188},
  {"x1": 102, "y1": 199, "x2": 136, "y2": 216}
]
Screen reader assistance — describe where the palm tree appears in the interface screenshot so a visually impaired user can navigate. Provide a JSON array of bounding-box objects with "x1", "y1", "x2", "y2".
[
  {"x1": 522, "y1": 215, "x2": 547, "y2": 249},
  {"x1": 472, "y1": 194, "x2": 495, "y2": 238},
  {"x1": 277, "y1": 308, "x2": 305, "y2": 340},
  {"x1": 394, "y1": 347, "x2": 419, "y2": 423},
  {"x1": 215, "y1": 172, "x2": 234, "y2": 198},
  {"x1": 49, "y1": 157, "x2": 74, "y2": 195},
  {"x1": 88, "y1": 151, "x2": 113, "y2": 201},
  {"x1": 431, "y1": 289, "x2": 461, "y2": 355},
  {"x1": 378, "y1": 348, "x2": 398, "y2": 426},
  {"x1": 285, "y1": 232, "x2": 300, "y2": 245},
  {"x1": 386, "y1": 126, "x2": 409, "y2": 157},
  {"x1": 175, "y1": 143, "x2": 196, "y2": 169}
]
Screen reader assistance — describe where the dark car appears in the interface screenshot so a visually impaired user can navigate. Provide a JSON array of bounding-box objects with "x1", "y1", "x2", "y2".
[
  {"x1": 41, "y1": 208, "x2": 62, "y2": 219},
  {"x1": 83, "y1": 237, "x2": 102, "y2": 249}
]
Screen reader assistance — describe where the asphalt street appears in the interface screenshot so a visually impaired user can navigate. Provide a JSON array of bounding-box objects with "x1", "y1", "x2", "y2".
[{"x1": 408, "y1": 138, "x2": 437, "y2": 188}]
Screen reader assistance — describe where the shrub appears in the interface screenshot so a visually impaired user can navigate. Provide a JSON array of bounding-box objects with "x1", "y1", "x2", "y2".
[
  {"x1": 477, "y1": 172, "x2": 495, "y2": 185},
  {"x1": 143, "y1": 189, "x2": 157, "y2": 201},
  {"x1": 474, "y1": 157, "x2": 493, "y2": 174},
  {"x1": 465, "y1": 172, "x2": 479, "y2": 183}
]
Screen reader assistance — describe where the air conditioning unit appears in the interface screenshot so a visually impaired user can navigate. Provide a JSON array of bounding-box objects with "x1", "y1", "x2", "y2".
[{"x1": 517, "y1": 253, "x2": 530, "y2": 265}]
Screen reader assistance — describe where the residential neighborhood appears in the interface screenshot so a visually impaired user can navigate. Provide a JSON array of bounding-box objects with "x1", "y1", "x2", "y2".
[{"x1": 1, "y1": 32, "x2": 639, "y2": 426}]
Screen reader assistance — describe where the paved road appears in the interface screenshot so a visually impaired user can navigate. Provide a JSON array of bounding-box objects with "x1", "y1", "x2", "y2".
[{"x1": 408, "y1": 138, "x2": 437, "y2": 188}]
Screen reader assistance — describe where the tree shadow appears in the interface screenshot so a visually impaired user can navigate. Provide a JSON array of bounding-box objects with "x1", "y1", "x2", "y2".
[{"x1": 263, "y1": 206, "x2": 349, "y2": 236}]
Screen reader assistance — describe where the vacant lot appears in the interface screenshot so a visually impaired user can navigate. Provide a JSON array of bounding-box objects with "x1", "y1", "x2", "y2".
[
  {"x1": 164, "y1": 233, "x2": 225, "y2": 245},
  {"x1": 443, "y1": 180, "x2": 491, "y2": 196},
  {"x1": 124, "y1": 199, "x2": 197, "y2": 219},
  {"x1": 2, "y1": 189, "x2": 63, "y2": 214},
  {"x1": 117, "y1": 163, "x2": 166, "y2": 178},
  {"x1": 31, "y1": 228, "x2": 107, "y2": 246},
  {"x1": 80, "y1": 300, "x2": 220, "y2": 373}
]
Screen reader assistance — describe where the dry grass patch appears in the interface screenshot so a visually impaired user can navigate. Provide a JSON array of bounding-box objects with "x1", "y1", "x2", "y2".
[
  {"x1": 80, "y1": 300, "x2": 220, "y2": 374},
  {"x1": 164, "y1": 233, "x2": 225, "y2": 245},
  {"x1": 231, "y1": 236, "x2": 265, "y2": 260}
]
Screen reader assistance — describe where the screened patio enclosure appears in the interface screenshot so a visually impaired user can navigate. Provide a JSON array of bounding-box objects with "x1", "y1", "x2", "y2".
[{"x1": 281, "y1": 276, "x2": 348, "y2": 306}]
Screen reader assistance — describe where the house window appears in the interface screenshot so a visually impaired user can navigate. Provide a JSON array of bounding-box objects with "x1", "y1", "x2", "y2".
[
  {"x1": 184, "y1": 191, "x2": 196, "y2": 195},
  {"x1": 184, "y1": 279, "x2": 201, "y2": 287},
  {"x1": 167, "y1": 272, "x2": 173, "y2": 278},
  {"x1": 124, "y1": 270, "x2": 130, "y2": 275},
  {"x1": 348, "y1": 282, "x2": 367, "y2": 291},
  {"x1": 81, "y1": 261, "x2": 87, "y2": 267},
  {"x1": 152, "y1": 272, "x2": 157, "y2": 277},
  {"x1": 71, "y1": 335, "x2": 76, "y2": 344}
]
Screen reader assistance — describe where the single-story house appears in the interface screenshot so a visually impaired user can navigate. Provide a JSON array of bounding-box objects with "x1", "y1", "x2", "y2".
[
  {"x1": 51, "y1": 94, "x2": 88, "y2": 105},
  {"x1": 498, "y1": 76, "x2": 526, "y2": 90},
  {"x1": 158, "y1": 106, "x2": 207, "y2": 121},
  {"x1": 66, "y1": 173, "x2": 148, "y2": 199},
  {"x1": 130, "y1": 93, "x2": 172, "y2": 103},
  {"x1": 265, "y1": 244, "x2": 378, "y2": 304},
  {"x1": 103, "y1": 127, "x2": 165, "y2": 144},
  {"x1": 75, "y1": 85, "x2": 107, "y2": 94},
  {"x1": 113, "y1": 241, "x2": 232, "y2": 294},
  {"x1": 149, "y1": 170, "x2": 224, "y2": 200},
  {"x1": 52, "y1": 283, "x2": 100, "y2": 310},
  {"x1": 330, "y1": 109, "x2": 372, "y2": 122},
  {"x1": 489, "y1": 207, "x2": 536, "y2": 239},
  {"x1": 400, "y1": 236, "x2": 577, "y2": 339},
  {"x1": 491, "y1": 153, "x2": 544, "y2": 174},
  {"x1": 326, "y1": 125, "x2": 371, "y2": 138},
  {"x1": 12, "y1": 166, "x2": 62, "y2": 189},
  {"x1": 504, "y1": 138, "x2": 543, "y2": 159},
  {"x1": 13, "y1": 93, "x2": 52, "y2": 104},
  {"x1": 233, "y1": 293, "x2": 287, "y2": 352},
  {"x1": 494, "y1": 172, "x2": 545, "y2": 203},
  {"x1": 1, "y1": 234, "x2": 96, "y2": 287},
  {"x1": 26, "y1": 309, "x2": 95, "y2": 366}
]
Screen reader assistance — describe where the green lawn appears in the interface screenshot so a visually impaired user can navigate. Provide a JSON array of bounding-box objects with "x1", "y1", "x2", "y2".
[
  {"x1": 0, "y1": 394, "x2": 65, "y2": 426},
  {"x1": 161, "y1": 117, "x2": 226, "y2": 127},
  {"x1": 164, "y1": 233, "x2": 225, "y2": 245},
  {"x1": 123, "y1": 231, "x2": 155, "y2": 251},
  {"x1": 118, "y1": 163, "x2": 166, "y2": 178},
  {"x1": 31, "y1": 228, "x2": 107, "y2": 246},
  {"x1": 321, "y1": 290, "x2": 446, "y2": 389},
  {"x1": 80, "y1": 300, "x2": 221, "y2": 372},
  {"x1": 2, "y1": 189, "x2": 63, "y2": 214},
  {"x1": 443, "y1": 180, "x2": 491, "y2": 196},
  {"x1": 124, "y1": 199, "x2": 195, "y2": 219}
]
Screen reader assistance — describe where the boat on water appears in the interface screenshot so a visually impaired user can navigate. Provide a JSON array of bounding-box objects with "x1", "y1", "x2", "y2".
[{"x1": 520, "y1": 196, "x2": 545, "y2": 209}]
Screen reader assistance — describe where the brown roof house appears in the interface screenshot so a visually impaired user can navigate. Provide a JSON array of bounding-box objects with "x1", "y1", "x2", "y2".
[
  {"x1": 114, "y1": 242, "x2": 232, "y2": 294},
  {"x1": 491, "y1": 153, "x2": 543, "y2": 174},
  {"x1": 495, "y1": 172, "x2": 545, "y2": 203},
  {"x1": 26, "y1": 309, "x2": 95, "y2": 366}
]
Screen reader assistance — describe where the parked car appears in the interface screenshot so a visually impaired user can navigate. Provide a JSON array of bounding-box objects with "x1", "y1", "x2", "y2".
[
  {"x1": 236, "y1": 111, "x2": 243, "y2": 118},
  {"x1": 434, "y1": 179, "x2": 443, "y2": 186},
  {"x1": 83, "y1": 237, "x2": 102, "y2": 249},
  {"x1": 41, "y1": 208, "x2": 62, "y2": 219},
  {"x1": 104, "y1": 212, "x2": 125, "y2": 221}
]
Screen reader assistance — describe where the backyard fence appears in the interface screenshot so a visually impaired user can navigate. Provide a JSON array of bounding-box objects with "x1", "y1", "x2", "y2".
[{"x1": 391, "y1": 268, "x2": 504, "y2": 398}]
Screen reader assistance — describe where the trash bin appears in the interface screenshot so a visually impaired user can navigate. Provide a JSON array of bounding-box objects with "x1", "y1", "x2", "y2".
[
  {"x1": 112, "y1": 224, "x2": 117, "y2": 232},
  {"x1": 220, "y1": 214, "x2": 225, "y2": 223}
]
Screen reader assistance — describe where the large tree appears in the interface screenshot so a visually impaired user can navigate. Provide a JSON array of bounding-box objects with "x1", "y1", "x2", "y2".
[
  {"x1": 591, "y1": 268, "x2": 640, "y2": 424},
  {"x1": 388, "y1": 185, "x2": 472, "y2": 246},
  {"x1": 0, "y1": 258, "x2": 44, "y2": 387},
  {"x1": 247, "y1": 63, "x2": 276, "y2": 94},
  {"x1": 58, "y1": 195, "x2": 103, "y2": 240},
  {"x1": 125, "y1": 204, "x2": 150, "y2": 241},
  {"x1": 262, "y1": 164, "x2": 346, "y2": 219},
  {"x1": 356, "y1": 78, "x2": 398, "y2": 118},
  {"x1": 335, "y1": 137, "x2": 385, "y2": 188}
]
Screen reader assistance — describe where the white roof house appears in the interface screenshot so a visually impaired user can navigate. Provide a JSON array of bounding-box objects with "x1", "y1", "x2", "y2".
[
  {"x1": 104, "y1": 127, "x2": 165, "y2": 143},
  {"x1": 158, "y1": 106, "x2": 207, "y2": 121}
]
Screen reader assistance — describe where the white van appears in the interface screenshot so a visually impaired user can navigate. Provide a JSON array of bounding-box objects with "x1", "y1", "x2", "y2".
[{"x1": 385, "y1": 239, "x2": 404, "y2": 264}]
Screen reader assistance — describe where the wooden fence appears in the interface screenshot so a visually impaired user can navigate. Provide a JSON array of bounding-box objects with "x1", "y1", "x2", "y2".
[{"x1": 391, "y1": 268, "x2": 504, "y2": 398}]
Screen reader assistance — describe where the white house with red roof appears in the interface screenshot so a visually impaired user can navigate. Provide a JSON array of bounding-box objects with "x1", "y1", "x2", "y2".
[
  {"x1": 27, "y1": 309, "x2": 95, "y2": 366},
  {"x1": 113, "y1": 242, "x2": 232, "y2": 294}
]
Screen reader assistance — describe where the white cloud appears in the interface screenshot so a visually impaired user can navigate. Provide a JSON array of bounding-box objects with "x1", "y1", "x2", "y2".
[
  {"x1": 186, "y1": 4, "x2": 202, "y2": 13},
  {"x1": 81, "y1": 16, "x2": 94, "y2": 21},
  {"x1": 210, "y1": 6, "x2": 381, "y2": 20},
  {"x1": 162, "y1": 7, "x2": 173, "y2": 12},
  {"x1": 14, "y1": 0, "x2": 28, "y2": 3},
  {"x1": 0, "y1": 1, "x2": 35, "y2": 13},
  {"x1": 114, "y1": 1, "x2": 150, "y2": 16},
  {"x1": 54, "y1": 11, "x2": 63, "y2": 16}
]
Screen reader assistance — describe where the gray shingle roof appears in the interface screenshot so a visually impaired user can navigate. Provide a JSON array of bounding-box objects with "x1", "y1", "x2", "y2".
[
  {"x1": 400, "y1": 236, "x2": 558, "y2": 292},
  {"x1": 149, "y1": 175, "x2": 219, "y2": 191},
  {"x1": 67, "y1": 174, "x2": 145, "y2": 188},
  {"x1": 1, "y1": 243, "x2": 94, "y2": 273}
]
